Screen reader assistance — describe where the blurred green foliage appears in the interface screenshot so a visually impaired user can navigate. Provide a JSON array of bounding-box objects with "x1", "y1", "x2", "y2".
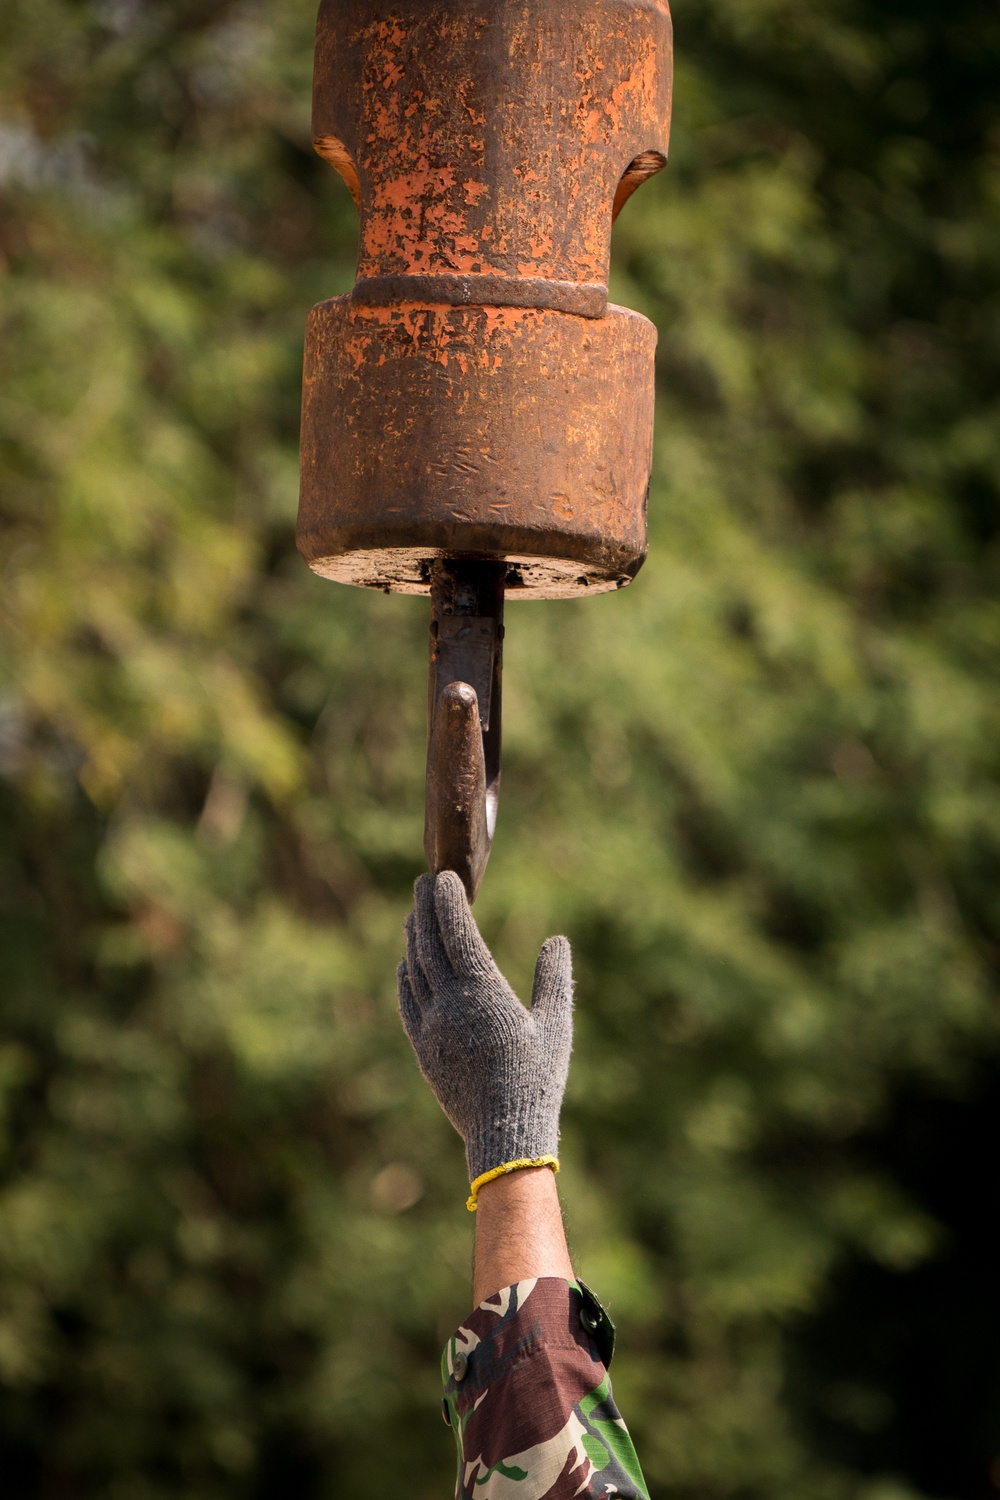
[{"x1": 2, "y1": 0, "x2": 1000, "y2": 1495}]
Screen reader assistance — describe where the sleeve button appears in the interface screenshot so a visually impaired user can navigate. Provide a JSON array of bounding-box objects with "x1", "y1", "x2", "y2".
[
  {"x1": 441, "y1": 1398, "x2": 452, "y2": 1426},
  {"x1": 580, "y1": 1307, "x2": 600, "y2": 1334},
  {"x1": 452, "y1": 1351, "x2": 468, "y2": 1382}
]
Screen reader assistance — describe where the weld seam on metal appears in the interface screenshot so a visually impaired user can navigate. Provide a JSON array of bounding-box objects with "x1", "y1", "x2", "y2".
[{"x1": 351, "y1": 274, "x2": 608, "y2": 319}]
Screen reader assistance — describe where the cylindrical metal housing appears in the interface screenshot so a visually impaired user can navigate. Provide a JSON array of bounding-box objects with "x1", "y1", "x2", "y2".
[{"x1": 298, "y1": 0, "x2": 673, "y2": 600}]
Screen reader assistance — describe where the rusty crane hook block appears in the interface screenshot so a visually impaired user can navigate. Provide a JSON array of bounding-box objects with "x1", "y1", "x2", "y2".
[{"x1": 298, "y1": 0, "x2": 673, "y2": 900}]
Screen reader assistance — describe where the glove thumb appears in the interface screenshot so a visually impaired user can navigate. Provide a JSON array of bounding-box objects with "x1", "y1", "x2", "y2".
[{"x1": 530, "y1": 935, "x2": 573, "y2": 1031}]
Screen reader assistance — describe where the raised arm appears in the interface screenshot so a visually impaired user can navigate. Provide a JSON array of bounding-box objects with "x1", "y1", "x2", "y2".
[
  {"x1": 398, "y1": 872, "x2": 650, "y2": 1500},
  {"x1": 473, "y1": 1164, "x2": 572, "y2": 1306}
]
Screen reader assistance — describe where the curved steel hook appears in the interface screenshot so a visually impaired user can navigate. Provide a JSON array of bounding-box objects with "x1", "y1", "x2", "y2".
[{"x1": 423, "y1": 559, "x2": 505, "y2": 902}]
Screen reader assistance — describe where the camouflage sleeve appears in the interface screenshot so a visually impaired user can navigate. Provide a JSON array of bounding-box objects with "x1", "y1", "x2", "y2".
[{"x1": 440, "y1": 1276, "x2": 650, "y2": 1500}]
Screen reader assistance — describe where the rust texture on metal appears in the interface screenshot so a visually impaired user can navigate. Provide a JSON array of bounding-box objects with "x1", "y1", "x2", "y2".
[
  {"x1": 299, "y1": 1, "x2": 672, "y2": 898},
  {"x1": 424, "y1": 559, "x2": 504, "y2": 900},
  {"x1": 298, "y1": 0, "x2": 673, "y2": 600}
]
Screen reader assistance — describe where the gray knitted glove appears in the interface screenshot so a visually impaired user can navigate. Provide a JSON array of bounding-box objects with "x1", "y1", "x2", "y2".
[{"x1": 398, "y1": 871, "x2": 573, "y2": 1193}]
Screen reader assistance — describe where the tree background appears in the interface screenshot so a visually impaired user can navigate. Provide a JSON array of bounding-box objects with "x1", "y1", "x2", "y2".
[{"x1": 2, "y1": 0, "x2": 999, "y2": 1495}]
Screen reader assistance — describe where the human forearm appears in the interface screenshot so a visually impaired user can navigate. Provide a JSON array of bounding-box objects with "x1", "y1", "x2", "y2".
[
  {"x1": 473, "y1": 1164, "x2": 573, "y2": 1305},
  {"x1": 398, "y1": 873, "x2": 650, "y2": 1499}
]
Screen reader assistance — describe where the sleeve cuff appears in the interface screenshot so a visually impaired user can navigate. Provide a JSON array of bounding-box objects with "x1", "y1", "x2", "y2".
[{"x1": 440, "y1": 1277, "x2": 648, "y2": 1500}]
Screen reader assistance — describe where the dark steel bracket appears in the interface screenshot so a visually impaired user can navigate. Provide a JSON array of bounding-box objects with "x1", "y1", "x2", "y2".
[{"x1": 424, "y1": 560, "x2": 505, "y2": 902}]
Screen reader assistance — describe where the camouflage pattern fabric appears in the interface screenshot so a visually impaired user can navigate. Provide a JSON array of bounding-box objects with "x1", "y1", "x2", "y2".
[{"x1": 441, "y1": 1277, "x2": 649, "y2": 1499}]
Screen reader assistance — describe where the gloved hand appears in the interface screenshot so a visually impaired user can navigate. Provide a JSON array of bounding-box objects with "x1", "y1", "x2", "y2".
[{"x1": 397, "y1": 871, "x2": 574, "y2": 1204}]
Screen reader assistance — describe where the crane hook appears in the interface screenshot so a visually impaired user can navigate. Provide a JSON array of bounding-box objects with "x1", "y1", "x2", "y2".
[{"x1": 423, "y1": 559, "x2": 505, "y2": 902}]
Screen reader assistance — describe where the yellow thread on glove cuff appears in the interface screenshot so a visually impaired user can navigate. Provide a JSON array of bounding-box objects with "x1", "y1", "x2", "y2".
[{"x1": 466, "y1": 1156, "x2": 559, "y2": 1212}]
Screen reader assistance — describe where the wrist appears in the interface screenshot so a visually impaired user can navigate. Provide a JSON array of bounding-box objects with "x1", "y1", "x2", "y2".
[
  {"x1": 464, "y1": 1113, "x2": 561, "y2": 1191},
  {"x1": 466, "y1": 1155, "x2": 559, "y2": 1212}
]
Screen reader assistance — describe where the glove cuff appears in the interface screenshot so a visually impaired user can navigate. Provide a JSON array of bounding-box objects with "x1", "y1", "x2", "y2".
[{"x1": 464, "y1": 1110, "x2": 561, "y2": 1195}]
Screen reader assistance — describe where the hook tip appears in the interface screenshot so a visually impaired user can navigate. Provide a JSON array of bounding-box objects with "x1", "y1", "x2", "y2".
[{"x1": 424, "y1": 680, "x2": 490, "y2": 902}]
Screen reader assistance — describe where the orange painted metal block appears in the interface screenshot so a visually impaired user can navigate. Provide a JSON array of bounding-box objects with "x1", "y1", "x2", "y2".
[{"x1": 298, "y1": 0, "x2": 673, "y2": 601}]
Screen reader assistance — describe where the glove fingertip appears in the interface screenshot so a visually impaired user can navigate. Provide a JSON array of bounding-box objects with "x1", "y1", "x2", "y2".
[
  {"x1": 434, "y1": 869, "x2": 471, "y2": 931},
  {"x1": 531, "y1": 934, "x2": 574, "y2": 1014},
  {"x1": 434, "y1": 870, "x2": 493, "y2": 977},
  {"x1": 540, "y1": 933, "x2": 573, "y2": 978},
  {"x1": 413, "y1": 874, "x2": 438, "y2": 937}
]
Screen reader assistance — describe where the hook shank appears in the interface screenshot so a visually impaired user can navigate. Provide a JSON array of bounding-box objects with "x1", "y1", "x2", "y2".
[{"x1": 424, "y1": 559, "x2": 505, "y2": 901}]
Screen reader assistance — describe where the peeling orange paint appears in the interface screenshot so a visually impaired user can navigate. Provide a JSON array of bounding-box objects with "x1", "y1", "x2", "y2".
[
  {"x1": 302, "y1": 0, "x2": 671, "y2": 596},
  {"x1": 316, "y1": 1, "x2": 670, "y2": 283}
]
